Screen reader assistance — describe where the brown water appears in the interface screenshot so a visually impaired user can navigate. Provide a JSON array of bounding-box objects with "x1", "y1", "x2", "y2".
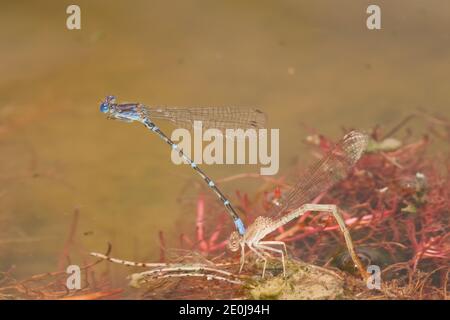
[{"x1": 1, "y1": 1, "x2": 449, "y2": 278}]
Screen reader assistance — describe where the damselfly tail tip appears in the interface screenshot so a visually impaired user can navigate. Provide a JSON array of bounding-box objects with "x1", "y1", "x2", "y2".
[{"x1": 234, "y1": 218, "x2": 246, "y2": 235}]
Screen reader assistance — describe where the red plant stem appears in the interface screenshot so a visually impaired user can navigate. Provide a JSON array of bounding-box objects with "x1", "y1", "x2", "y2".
[
  {"x1": 209, "y1": 240, "x2": 227, "y2": 252},
  {"x1": 158, "y1": 231, "x2": 166, "y2": 262},
  {"x1": 196, "y1": 194, "x2": 208, "y2": 252},
  {"x1": 278, "y1": 209, "x2": 394, "y2": 242},
  {"x1": 180, "y1": 233, "x2": 193, "y2": 248},
  {"x1": 208, "y1": 213, "x2": 226, "y2": 249}
]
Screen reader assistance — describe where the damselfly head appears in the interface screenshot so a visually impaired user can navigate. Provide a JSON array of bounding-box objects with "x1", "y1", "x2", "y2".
[
  {"x1": 99, "y1": 96, "x2": 139, "y2": 123},
  {"x1": 99, "y1": 96, "x2": 116, "y2": 114},
  {"x1": 227, "y1": 231, "x2": 242, "y2": 252}
]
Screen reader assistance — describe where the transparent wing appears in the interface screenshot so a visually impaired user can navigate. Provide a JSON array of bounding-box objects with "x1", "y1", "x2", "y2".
[
  {"x1": 144, "y1": 106, "x2": 267, "y2": 131},
  {"x1": 268, "y1": 131, "x2": 369, "y2": 217}
]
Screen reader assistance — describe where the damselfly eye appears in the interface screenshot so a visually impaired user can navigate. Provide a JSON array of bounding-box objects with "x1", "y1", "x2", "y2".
[{"x1": 100, "y1": 102, "x2": 109, "y2": 113}]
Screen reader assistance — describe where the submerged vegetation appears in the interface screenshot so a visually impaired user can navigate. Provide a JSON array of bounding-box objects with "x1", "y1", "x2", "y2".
[{"x1": 1, "y1": 114, "x2": 449, "y2": 300}]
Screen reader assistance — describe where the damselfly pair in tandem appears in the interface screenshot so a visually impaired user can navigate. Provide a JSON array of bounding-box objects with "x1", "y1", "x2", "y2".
[{"x1": 99, "y1": 96, "x2": 369, "y2": 278}]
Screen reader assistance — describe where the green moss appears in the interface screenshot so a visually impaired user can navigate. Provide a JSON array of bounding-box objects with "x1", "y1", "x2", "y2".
[
  {"x1": 366, "y1": 138, "x2": 402, "y2": 153},
  {"x1": 246, "y1": 260, "x2": 345, "y2": 300}
]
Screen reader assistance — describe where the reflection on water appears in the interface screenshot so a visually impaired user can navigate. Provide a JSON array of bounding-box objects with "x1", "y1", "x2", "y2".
[{"x1": 1, "y1": 0, "x2": 449, "y2": 278}]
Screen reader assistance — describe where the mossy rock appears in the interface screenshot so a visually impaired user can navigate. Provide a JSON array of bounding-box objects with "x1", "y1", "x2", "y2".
[{"x1": 247, "y1": 260, "x2": 344, "y2": 300}]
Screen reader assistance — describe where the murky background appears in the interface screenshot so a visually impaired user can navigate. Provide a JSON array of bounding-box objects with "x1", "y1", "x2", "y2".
[{"x1": 1, "y1": 0, "x2": 449, "y2": 280}]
